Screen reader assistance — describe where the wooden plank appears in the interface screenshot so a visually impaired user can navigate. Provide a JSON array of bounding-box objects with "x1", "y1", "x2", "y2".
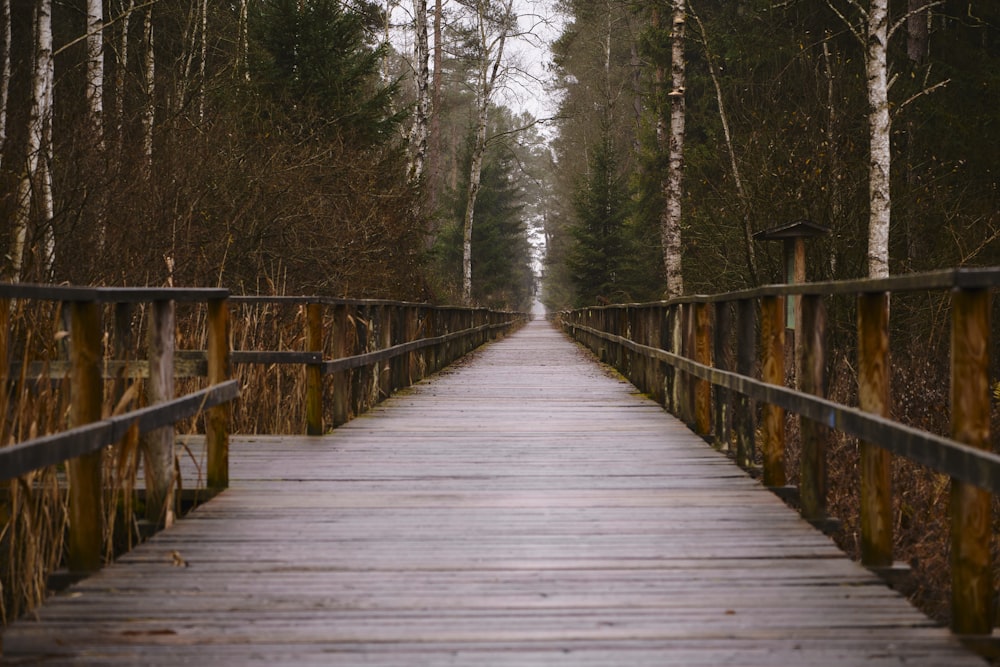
[{"x1": 1, "y1": 321, "x2": 985, "y2": 665}]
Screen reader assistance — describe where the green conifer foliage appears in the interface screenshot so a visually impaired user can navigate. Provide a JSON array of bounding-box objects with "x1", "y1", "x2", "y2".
[
  {"x1": 252, "y1": 0, "x2": 404, "y2": 146},
  {"x1": 567, "y1": 126, "x2": 629, "y2": 307}
]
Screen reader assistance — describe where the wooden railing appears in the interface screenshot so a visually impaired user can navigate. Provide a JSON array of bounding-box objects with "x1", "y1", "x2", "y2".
[
  {"x1": 0, "y1": 284, "x2": 525, "y2": 589},
  {"x1": 228, "y1": 297, "x2": 527, "y2": 435},
  {"x1": 0, "y1": 284, "x2": 235, "y2": 576},
  {"x1": 559, "y1": 268, "x2": 1000, "y2": 637}
]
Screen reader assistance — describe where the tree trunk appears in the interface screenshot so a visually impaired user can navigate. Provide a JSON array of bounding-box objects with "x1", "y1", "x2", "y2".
[
  {"x1": 690, "y1": 0, "x2": 756, "y2": 284},
  {"x1": 198, "y1": 0, "x2": 207, "y2": 121},
  {"x1": 86, "y1": 0, "x2": 106, "y2": 250},
  {"x1": 661, "y1": 0, "x2": 686, "y2": 298},
  {"x1": 461, "y1": 0, "x2": 514, "y2": 305},
  {"x1": 408, "y1": 0, "x2": 430, "y2": 183},
  {"x1": 907, "y1": 0, "x2": 928, "y2": 65},
  {"x1": 238, "y1": 0, "x2": 250, "y2": 81},
  {"x1": 86, "y1": 0, "x2": 103, "y2": 132},
  {"x1": 113, "y1": 0, "x2": 135, "y2": 157},
  {"x1": 12, "y1": 0, "x2": 54, "y2": 281},
  {"x1": 428, "y1": 0, "x2": 443, "y2": 209},
  {"x1": 142, "y1": 2, "x2": 155, "y2": 175},
  {"x1": 866, "y1": 0, "x2": 890, "y2": 279},
  {"x1": 0, "y1": 0, "x2": 11, "y2": 171}
]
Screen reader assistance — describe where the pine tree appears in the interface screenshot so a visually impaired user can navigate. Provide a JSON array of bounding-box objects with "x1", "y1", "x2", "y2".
[
  {"x1": 252, "y1": 0, "x2": 404, "y2": 146},
  {"x1": 567, "y1": 125, "x2": 629, "y2": 306}
]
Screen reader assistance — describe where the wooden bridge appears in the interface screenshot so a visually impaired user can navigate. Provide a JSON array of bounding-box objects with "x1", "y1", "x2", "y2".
[{"x1": 2, "y1": 272, "x2": 999, "y2": 664}]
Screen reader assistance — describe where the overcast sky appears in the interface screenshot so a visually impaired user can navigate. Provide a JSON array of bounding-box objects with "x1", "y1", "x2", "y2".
[{"x1": 388, "y1": 0, "x2": 565, "y2": 120}]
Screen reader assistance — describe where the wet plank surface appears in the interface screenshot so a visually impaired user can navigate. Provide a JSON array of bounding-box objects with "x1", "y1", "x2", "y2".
[{"x1": 1, "y1": 319, "x2": 985, "y2": 665}]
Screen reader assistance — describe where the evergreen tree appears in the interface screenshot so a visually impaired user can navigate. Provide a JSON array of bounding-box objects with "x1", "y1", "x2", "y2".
[
  {"x1": 251, "y1": 0, "x2": 405, "y2": 146},
  {"x1": 434, "y1": 126, "x2": 534, "y2": 310},
  {"x1": 567, "y1": 126, "x2": 629, "y2": 306}
]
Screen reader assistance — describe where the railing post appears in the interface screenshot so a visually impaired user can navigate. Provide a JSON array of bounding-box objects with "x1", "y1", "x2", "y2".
[
  {"x1": 206, "y1": 297, "x2": 230, "y2": 490},
  {"x1": 67, "y1": 300, "x2": 103, "y2": 572},
  {"x1": 380, "y1": 306, "x2": 392, "y2": 398},
  {"x1": 409, "y1": 307, "x2": 421, "y2": 384},
  {"x1": 760, "y1": 295, "x2": 785, "y2": 488},
  {"x1": 677, "y1": 303, "x2": 691, "y2": 424},
  {"x1": 858, "y1": 291, "x2": 892, "y2": 568},
  {"x1": 666, "y1": 304, "x2": 680, "y2": 415},
  {"x1": 425, "y1": 308, "x2": 438, "y2": 375},
  {"x1": 352, "y1": 307, "x2": 370, "y2": 415},
  {"x1": 949, "y1": 287, "x2": 993, "y2": 635},
  {"x1": 305, "y1": 302, "x2": 324, "y2": 436},
  {"x1": 143, "y1": 299, "x2": 176, "y2": 527},
  {"x1": 799, "y1": 294, "x2": 828, "y2": 522},
  {"x1": 331, "y1": 303, "x2": 350, "y2": 427},
  {"x1": 694, "y1": 302, "x2": 713, "y2": 436},
  {"x1": 734, "y1": 298, "x2": 756, "y2": 469},
  {"x1": 713, "y1": 301, "x2": 732, "y2": 451}
]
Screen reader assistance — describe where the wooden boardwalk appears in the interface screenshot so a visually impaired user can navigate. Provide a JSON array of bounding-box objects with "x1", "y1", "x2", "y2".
[{"x1": 2, "y1": 319, "x2": 986, "y2": 665}]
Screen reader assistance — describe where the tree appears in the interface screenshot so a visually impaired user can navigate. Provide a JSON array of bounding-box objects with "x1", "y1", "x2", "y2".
[
  {"x1": 408, "y1": 0, "x2": 430, "y2": 183},
  {"x1": 661, "y1": 0, "x2": 686, "y2": 296},
  {"x1": 455, "y1": 0, "x2": 517, "y2": 304},
  {"x1": 11, "y1": 0, "x2": 55, "y2": 281},
  {"x1": 433, "y1": 111, "x2": 535, "y2": 310},
  {"x1": 567, "y1": 123, "x2": 629, "y2": 306},
  {"x1": 253, "y1": 0, "x2": 405, "y2": 146},
  {"x1": 825, "y1": 0, "x2": 944, "y2": 278}
]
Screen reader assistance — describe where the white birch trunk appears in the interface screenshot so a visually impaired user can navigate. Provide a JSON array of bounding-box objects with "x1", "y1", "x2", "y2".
[
  {"x1": 866, "y1": 0, "x2": 891, "y2": 279},
  {"x1": 428, "y1": 0, "x2": 443, "y2": 208},
  {"x1": 198, "y1": 0, "x2": 207, "y2": 122},
  {"x1": 461, "y1": 0, "x2": 513, "y2": 305},
  {"x1": 142, "y1": 3, "x2": 155, "y2": 174},
  {"x1": 86, "y1": 0, "x2": 106, "y2": 251},
  {"x1": 239, "y1": 0, "x2": 250, "y2": 81},
  {"x1": 408, "y1": 0, "x2": 430, "y2": 183},
  {"x1": 86, "y1": 0, "x2": 104, "y2": 135},
  {"x1": 661, "y1": 0, "x2": 686, "y2": 298},
  {"x1": 12, "y1": 0, "x2": 54, "y2": 281},
  {"x1": 0, "y1": 0, "x2": 11, "y2": 170}
]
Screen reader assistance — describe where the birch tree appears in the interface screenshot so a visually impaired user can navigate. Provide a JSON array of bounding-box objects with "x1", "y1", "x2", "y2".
[
  {"x1": 0, "y1": 0, "x2": 10, "y2": 171},
  {"x1": 661, "y1": 0, "x2": 685, "y2": 297},
  {"x1": 12, "y1": 0, "x2": 55, "y2": 281},
  {"x1": 827, "y1": 0, "x2": 945, "y2": 278},
  {"x1": 141, "y1": 1, "x2": 155, "y2": 174},
  {"x1": 458, "y1": 0, "x2": 516, "y2": 304},
  {"x1": 408, "y1": 0, "x2": 431, "y2": 183}
]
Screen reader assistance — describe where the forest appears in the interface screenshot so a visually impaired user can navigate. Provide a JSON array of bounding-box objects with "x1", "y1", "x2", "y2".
[{"x1": 3, "y1": 1, "x2": 999, "y2": 310}]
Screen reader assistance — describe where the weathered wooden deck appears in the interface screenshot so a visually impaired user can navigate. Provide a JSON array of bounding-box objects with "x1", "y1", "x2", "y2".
[{"x1": 1, "y1": 319, "x2": 986, "y2": 665}]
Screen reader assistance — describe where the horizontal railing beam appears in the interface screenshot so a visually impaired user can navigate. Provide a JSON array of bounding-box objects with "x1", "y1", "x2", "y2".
[
  {"x1": 565, "y1": 321, "x2": 1000, "y2": 494},
  {"x1": 0, "y1": 380, "x2": 239, "y2": 481}
]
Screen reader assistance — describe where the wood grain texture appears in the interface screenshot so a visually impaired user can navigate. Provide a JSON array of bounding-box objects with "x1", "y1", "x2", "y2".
[{"x1": 1, "y1": 320, "x2": 984, "y2": 666}]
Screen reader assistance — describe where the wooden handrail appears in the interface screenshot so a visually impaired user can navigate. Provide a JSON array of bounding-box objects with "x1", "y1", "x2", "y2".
[
  {"x1": 0, "y1": 286, "x2": 235, "y2": 575},
  {"x1": 559, "y1": 268, "x2": 998, "y2": 637},
  {"x1": 227, "y1": 298, "x2": 527, "y2": 434},
  {"x1": 0, "y1": 381, "x2": 239, "y2": 481}
]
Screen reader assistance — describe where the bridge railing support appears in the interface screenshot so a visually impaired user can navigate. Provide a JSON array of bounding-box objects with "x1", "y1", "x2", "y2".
[
  {"x1": 558, "y1": 268, "x2": 1000, "y2": 640},
  {"x1": 1, "y1": 285, "x2": 237, "y2": 584},
  {"x1": 227, "y1": 297, "x2": 527, "y2": 436}
]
